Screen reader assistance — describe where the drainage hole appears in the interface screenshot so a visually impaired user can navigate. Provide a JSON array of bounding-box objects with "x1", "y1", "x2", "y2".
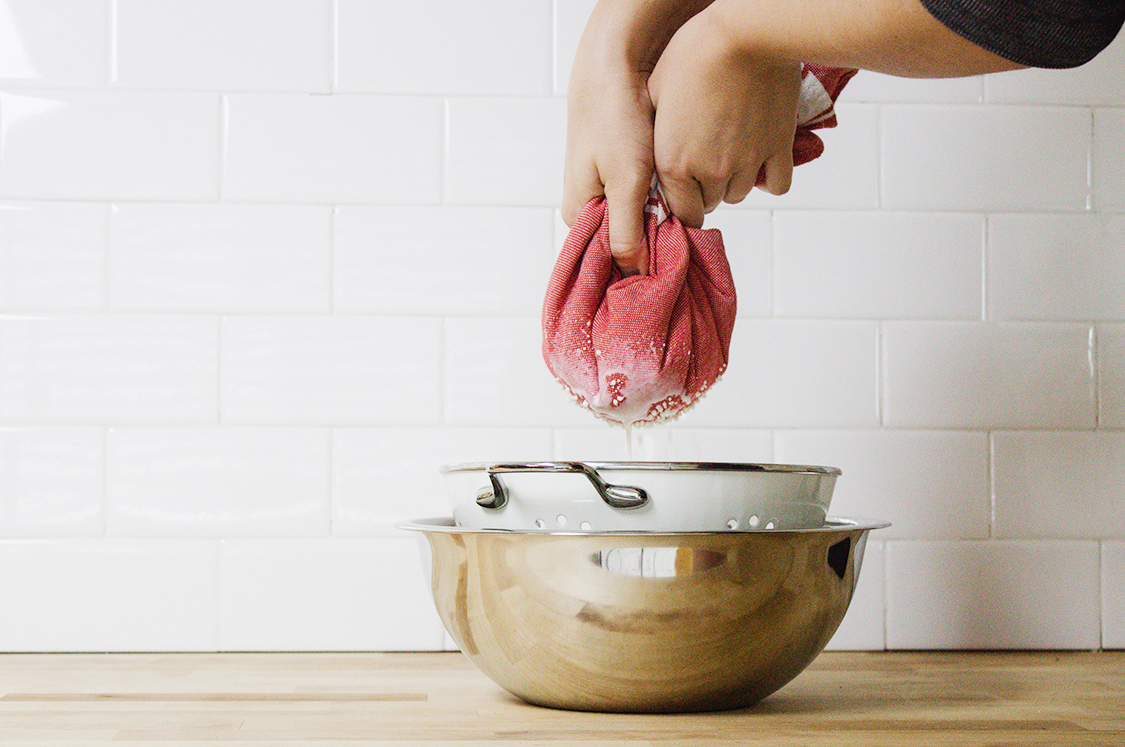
[
  {"x1": 726, "y1": 518, "x2": 739, "y2": 530},
  {"x1": 580, "y1": 521, "x2": 592, "y2": 531},
  {"x1": 556, "y1": 514, "x2": 568, "y2": 527},
  {"x1": 534, "y1": 519, "x2": 545, "y2": 529}
]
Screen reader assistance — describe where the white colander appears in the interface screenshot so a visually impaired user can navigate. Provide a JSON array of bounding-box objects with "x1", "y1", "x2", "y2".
[{"x1": 442, "y1": 461, "x2": 840, "y2": 532}]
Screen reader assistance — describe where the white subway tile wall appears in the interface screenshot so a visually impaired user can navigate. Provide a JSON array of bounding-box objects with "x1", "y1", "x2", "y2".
[
  {"x1": 1107, "y1": 542, "x2": 1125, "y2": 648},
  {"x1": 331, "y1": 427, "x2": 554, "y2": 535},
  {"x1": 988, "y1": 214, "x2": 1125, "y2": 322},
  {"x1": 0, "y1": 202, "x2": 107, "y2": 310},
  {"x1": 106, "y1": 426, "x2": 331, "y2": 537},
  {"x1": 0, "y1": 0, "x2": 108, "y2": 88},
  {"x1": 553, "y1": 427, "x2": 773, "y2": 464},
  {"x1": 113, "y1": 0, "x2": 333, "y2": 92},
  {"x1": 1096, "y1": 108, "x2": 1125, "y2": 210},
  {"x1": 824, "y1": 539, "x2": 885, "y2": 650},
  {"x1": 740, "y1": 103, "x2": 881, "y2": 210},
  {"x1": 885, "y1": 541, "x2": 1101, "y2": 649},
  {"x1": 335, "y1": 0, "x2": 551, "y2": 95},
  {"x1": 109, "y1": 203, "x2": 333, "y2": 313},
  {"x1": 0, "y1": 315, "x2": 220, "y2": 424},
  {"x1": 0, "y1": 427, "x2": 104, "y2": 537},
  {"x1": 772, "y1": 211, "x2": 983, "y2": 319},
  {"x1": 881, "y1": 105, "x2": 1091, "y2": 211},
  {"x1": 220, "y1": 316, "x2": 442, "y2": 425},
  {"x1": 1103, "y1": 325, "x2": 1125, "y2": 428},
  {"x1": 444, "y1": 96, "x2": 566, "y2": 206},
  {"x1": 221, "y1": 94, "x2": 443, "y2": 204},
  {"x1": 774, "y1": 430, "x2": 990, "y2": 540},
  {"x1": 702, "y1": 209, "x2": 772, "y2": 318},
  {"x1": 991, "y1": 430, "x2": 1125, "y2": 539},
  {"x1": 984, "y1": 36, "x2": 1125, "y2": 106},
  {"x1": 332, "y1": 206, "x2": 555, "y2": 316},
  {"x1": 554, "y1": 0, "x2": 600, "y2": 95},
  {"x1": 217, "y1": 537, "x2": 444, "y2": 651},
  {"x1": 0, "y1": 91, "x2": 222, "y2": 201},
  {"x1": 882, "y1": 322, "x2": 1096, "y2": 429},
  {"x1": 693, "y1": 320, "x2": 880, "y2": 428},
  {"x1": 0, "y1": 539, "x2": 220, "y2": 651},
  {"x1": 0, "y1": 4, "x2": 1121, "y2": 653},
  {"x1": 443, "y1": 316, "x2": 590, "y2": 428}
]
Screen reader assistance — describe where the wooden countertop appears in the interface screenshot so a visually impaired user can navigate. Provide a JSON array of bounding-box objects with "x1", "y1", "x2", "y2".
[{"x1": 0, "y1": 651, "x2": 1122, "y2": 745}]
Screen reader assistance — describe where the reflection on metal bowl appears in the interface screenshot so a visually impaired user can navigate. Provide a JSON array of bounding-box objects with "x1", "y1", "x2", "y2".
[{"x1": 399, "y1": 516, "x2": 889, "y2": 713}]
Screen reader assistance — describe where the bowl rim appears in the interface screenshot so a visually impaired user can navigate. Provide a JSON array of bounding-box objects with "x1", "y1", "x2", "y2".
[
  {"x1": 440, "y1": 461, "x2": 842, "y2": 476},
  {"x1": 396, "y1": 515, "x2": 890, "y2": 536}
]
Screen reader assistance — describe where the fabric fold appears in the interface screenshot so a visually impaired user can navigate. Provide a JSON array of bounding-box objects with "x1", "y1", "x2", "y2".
[{"x1": 542, "y1": 64, "x2": 856, "y2": 426}]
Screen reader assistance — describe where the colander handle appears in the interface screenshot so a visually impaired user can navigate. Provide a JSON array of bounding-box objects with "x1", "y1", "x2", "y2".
[{"x1": 475, "y1": 462, "x2": 649, "y2": 511}]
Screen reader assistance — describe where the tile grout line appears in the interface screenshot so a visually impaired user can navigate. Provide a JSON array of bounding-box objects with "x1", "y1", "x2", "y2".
[
  {"x1": 550, "y1": 0, "x2": 560, "y2": 96},
  {"x1": 438, "y1": 317, "x2": 447, "y2": 427},
  {"x1": 215, "y1": 536, "x2": 224, "y2": 652},
  {"x1": 330, "y1": 0, "x2": 339, "y2": 93},
  {"x1": 101, "y1": 426, "x2": 110, "y2": 538},
  {"x1": 882, "y1": 539, "x2": 891, "y2": 650},
  {"x1": 875, "y1": 321, "x2": 884, "y2": 428},
  {"x1": 980, "y1": 214, "x2": 989, "y2": 321},
  {"x1": 988, "y1": 432, "x2": 996, "y2": 540},
  {"x1": 767, "y1": 210, "x2": 776, "y2": 318},
  {"x1": 326, "y1": 428, "x2": 333, "y2": 537},
  {"x1": 107, "y1": 0, "x2": 118, "y2": 86},
  {"x1": 102, "y1": 203, "x2": 114, "y2": 312},
  {"x1": 1098, "y1": 539, "x2": 1104, "y2": 650},
  {"x1": 1086, "y1": 106, "x2": 1095, "y2": 212},
  {"x1": 1090, "y1": 324, "x2": 1100, "y2": 430},
  {"x1": 216, "y1": 316, "x2": 224, "y2": 426},
  {"x1": 874, "y1": 103, "x2": 883, "y2": 209},
  {"x1": 217, "y1": 95, "x2": 229, "y2": 202},
  {"x1": 440, "y1": 98, "x2": 450, "y2": 206},
  {"x1": 328, "y1": 206, "x2": 337, "y2": 315}
]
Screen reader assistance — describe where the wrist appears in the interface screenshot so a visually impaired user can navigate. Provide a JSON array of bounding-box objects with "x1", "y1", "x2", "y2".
[{"x1": 583, "y1": 0, "x2": 715, "y2": 72}]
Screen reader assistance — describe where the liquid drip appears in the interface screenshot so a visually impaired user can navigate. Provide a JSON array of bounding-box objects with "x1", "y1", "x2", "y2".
[{"x1": 624, "y1": 424, "x2": 633, "y2": 461}]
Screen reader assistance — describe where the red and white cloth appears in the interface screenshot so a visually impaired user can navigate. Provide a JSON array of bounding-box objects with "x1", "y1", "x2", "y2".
[{"x1": 542, "y1": 65, "x2": 856, "y2": 426}]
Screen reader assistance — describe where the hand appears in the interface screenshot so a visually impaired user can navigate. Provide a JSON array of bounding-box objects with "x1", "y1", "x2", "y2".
[
  {"x1": 562, "y1": 0, "x2": 714, "y2": 276},
  {"x1": 563, "y1": 66, "x2": 654, "y2": 276},
  {"x1": 647, "y1": 6, "x2": 803, "y2": 228}
]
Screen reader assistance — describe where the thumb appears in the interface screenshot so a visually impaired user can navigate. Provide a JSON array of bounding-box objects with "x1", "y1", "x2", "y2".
[{"x1": 605, "y1": 181, "x2": 650, "y2": 276}]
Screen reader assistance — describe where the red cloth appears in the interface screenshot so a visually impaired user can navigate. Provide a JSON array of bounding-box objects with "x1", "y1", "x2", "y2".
[
  {"x1": 542, "y1": 65, "x2": 856, "y2": 426},
  {"x1": 790, "y1": 64, "x2": 858, "y2": 170}
]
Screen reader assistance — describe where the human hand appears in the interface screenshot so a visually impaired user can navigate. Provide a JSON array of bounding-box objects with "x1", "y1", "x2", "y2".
[
  {"x1": 647, "y1": 6, "x2": 802, "y2": 228},
  {"x1": 563, "y1": 65, "x2": 654, "y2": 276},
  {"x1": 562, "y1": 0, "x2": 714, "y2": 276}
]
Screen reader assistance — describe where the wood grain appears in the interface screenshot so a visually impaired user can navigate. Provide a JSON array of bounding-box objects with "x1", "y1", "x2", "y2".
[{"x1": 0, "y1": 651, "x2": 1121, "y2": 745}]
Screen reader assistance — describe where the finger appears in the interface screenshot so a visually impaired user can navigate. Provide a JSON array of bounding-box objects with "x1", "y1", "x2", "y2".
[
  {"x1": 562, "y1": 162, "x2": 604, "y2": 227},
  {"x1": 658, "y1": 174, "x2": 706, "y2": 229},
  {"x1": 758, "y1": 151, "x2": 794, "y2": 196},
  {"x1": 700, "y1": 176, "x2": 726, "y2": 216},
  {"x1": 604, "y1": 175, "x2": 651, "y2": 276},
  {"x1": 723, "y1": 168, "x2": 758, "y2": 205}
]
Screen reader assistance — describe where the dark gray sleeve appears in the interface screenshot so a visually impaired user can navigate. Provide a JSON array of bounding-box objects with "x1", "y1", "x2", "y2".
[{"x1": 918, "y1": 0, "x2": 1125, "y2": 68}]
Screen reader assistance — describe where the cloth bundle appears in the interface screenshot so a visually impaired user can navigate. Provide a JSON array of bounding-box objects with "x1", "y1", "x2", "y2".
[{"x1": 542, "y1": 64, "x2": 856, "y2": 426}]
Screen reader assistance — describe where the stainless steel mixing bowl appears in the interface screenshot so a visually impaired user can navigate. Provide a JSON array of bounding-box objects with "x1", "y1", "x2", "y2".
[{"x1": 399, "y1": 516, "x2": 888, "y2": 713}]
